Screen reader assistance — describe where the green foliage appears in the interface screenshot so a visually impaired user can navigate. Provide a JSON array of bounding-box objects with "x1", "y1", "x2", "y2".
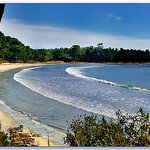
[
  {"x1": 0, "y1": 131, "x2": 11, "y2": 146},
  {"x1": 64, "y1": 108, "x2": 150, "y2": 146},
  {"x1": 1, "y1": 31, "x2": 150, "y2": 63},
  {"x1": 0, "y1": 122, "x2": 11, "y2": 146}
]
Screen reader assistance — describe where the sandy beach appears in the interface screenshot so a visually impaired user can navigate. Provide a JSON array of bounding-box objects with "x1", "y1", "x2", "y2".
[
  {"x1": 0, "y1": 62, "x2": 61, "y2": 146},
  {"x1": 0, "y1": 63, "x2": 47, "y2": 71},
  {"x1": 0, "y1": 108, "x2": 16, "y2": 132}
]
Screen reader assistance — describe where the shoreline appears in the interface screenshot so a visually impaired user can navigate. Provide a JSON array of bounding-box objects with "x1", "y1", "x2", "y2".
[
  {"x1": 0, "y1": 109, "x2": 57, "y2": 146},
  {"x1": 0, "y1": 62, "x2": 64, "y2": 146},
  {"x1": 0, "y1": 61, "x2": 149, "y2": 146},
  {"x1": 0, "y1": 108, "x2": 16, "y2": 132},
  {"x1": 0, "y1": 62, "x2": 48, "y2": 72},
  {"x1": 0, "y1": 61, "x2": 149, "y2": 72}
]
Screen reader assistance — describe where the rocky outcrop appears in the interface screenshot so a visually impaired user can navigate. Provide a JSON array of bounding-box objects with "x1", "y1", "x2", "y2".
[{"x1": 7, "y1": 125, "x2": 42, "y2": 146}]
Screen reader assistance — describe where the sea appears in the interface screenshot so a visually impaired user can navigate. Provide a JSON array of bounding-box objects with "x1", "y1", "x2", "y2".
[{"x1": 1, "y1": 64, "x2": 150, "y2": 145}]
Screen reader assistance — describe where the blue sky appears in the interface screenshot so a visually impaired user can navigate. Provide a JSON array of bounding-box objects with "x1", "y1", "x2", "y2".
[{"x1": 1, "y1": 4, "x2": 150, "y2": 49}]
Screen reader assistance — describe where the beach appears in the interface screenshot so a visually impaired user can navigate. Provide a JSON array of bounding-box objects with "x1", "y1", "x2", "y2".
[
  {"x1": 0, "y1": 62, "x2": 60, "y2": 146},
  {"x1": 0, "y1": 108, "x2": 16, "y2": 132},
  {"x1": 0, "y1": 63, "x2": 47, "y2": 71},
  {"x1": 0, "y1": 61, "x2": 66, "y2": 71}
]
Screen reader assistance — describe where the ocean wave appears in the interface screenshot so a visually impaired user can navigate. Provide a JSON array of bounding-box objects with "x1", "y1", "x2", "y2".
[
  {"x1": 13, "y1": 66, "x2": 117, "y2": 118},
  {"x1": 65, "y1": 66, "x2": 150, "y2": 93}
]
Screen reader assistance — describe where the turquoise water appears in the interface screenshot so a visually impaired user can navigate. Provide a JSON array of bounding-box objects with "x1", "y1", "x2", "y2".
[{"x1": 1, "y1": 64, "x2": 150, "y2": 144}]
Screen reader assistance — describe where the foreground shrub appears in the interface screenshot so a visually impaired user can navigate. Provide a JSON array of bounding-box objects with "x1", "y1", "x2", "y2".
[
  {"x1": 64, "y1": 108, "x2": 150, "y2": 146},
  {"x1": 0, "y1": 131, "x2": 11, "y2": 146}
]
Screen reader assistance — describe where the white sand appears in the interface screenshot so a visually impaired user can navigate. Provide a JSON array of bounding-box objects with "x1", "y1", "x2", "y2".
[
  {"x1": 0, "y1": 63, "x2": 46, "y2": 71},
  {"x1": 23, "y1": 128, "x2": 59, "y2": 146},
  {"x1": 0, "y1": 108, "x2": 16, "y2": 132}
]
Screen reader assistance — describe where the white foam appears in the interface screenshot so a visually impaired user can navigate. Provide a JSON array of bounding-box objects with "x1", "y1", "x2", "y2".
[
  {"x1": 14, "y1": 65, "x2": 150, "y2": 121},
  {"x1": 66, "y1": 66, "x2": 150, "y2": 93},
  {"x1": 0, "y1": 99, "x2": 7, "y2": 106},
  {"x1": 13, "y1": 66, "x2": 116, "y2": 118}
]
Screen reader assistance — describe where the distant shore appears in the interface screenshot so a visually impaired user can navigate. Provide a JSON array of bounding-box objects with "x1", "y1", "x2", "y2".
[
  {"x1": 0, "y1": 61, "x2": 66, "y2": 146},
  {"x1": 0, "y1": 61, "x2": 66, "y2": 72}
]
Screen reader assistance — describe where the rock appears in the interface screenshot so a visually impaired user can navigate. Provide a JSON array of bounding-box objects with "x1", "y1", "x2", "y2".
[{"x1": 7, "y1": 125, "x2": 43, "y2": 146}]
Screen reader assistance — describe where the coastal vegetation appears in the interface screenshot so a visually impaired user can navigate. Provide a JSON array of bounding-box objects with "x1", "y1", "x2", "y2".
[
  {"x1": 0, "y1": 123, "x2": 11, "y2": 146},
  {"x1": 0, "y1": 131, "x2": 11, "y2": 146},
  {"x1": 1, "y1": 31, "x2": 150, "y2": 63},
  {"x1": 64, "y1": 108, "x2": 150, "y2": 146}
]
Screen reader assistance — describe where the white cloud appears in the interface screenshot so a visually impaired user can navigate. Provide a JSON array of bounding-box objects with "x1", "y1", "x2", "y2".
[
  {"x1": 107, "y1": 13, "x2": 123, "y2": 22},
  {"x1": 0, "y1": 19, "x2": 150, "y2": 50}
]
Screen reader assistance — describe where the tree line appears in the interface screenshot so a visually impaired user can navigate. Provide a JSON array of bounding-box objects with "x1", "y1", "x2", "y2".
[{"x1": 0, "y1": 31, "x2": 150, "y2": 63}]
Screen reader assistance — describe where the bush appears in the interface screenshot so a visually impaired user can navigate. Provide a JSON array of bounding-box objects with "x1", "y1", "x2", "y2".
[
  {"x1": 0, "y1": 59, "x2": 9, "y2": 64},
  {"x1": 16, "y1": 60, "x2": 24, "y2": 63},
  {"x1": 64, "y1": 108, "x2": 150, "y2": 146},
  {"x1": 26, "y1": 60, "x2": 38, "y2": 63},
  {"x1": 0, "y1": 131, "x2": 11, "y2": 146}
]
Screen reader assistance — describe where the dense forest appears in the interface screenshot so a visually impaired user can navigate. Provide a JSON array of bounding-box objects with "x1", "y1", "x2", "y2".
[{"x1": 0, "y1": 31, "x2": 150, "y2": 63}]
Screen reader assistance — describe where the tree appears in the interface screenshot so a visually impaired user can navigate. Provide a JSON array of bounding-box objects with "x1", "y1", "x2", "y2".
[
  {"x1": 0, "y1": 131, "x2": 11, "y2": 146},
  {"x1": 69, "y1": 45, "x2": 82, "y2": 61},
  {"x1": 97, "y1": 43, "x2": 104, "y2": 49}
]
